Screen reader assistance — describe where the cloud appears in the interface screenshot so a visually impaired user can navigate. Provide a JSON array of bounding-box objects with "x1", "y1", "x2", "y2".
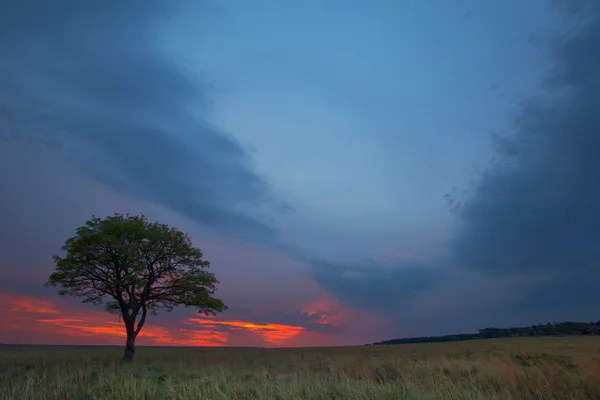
[
  {"x1": 506, "y1": 265, "x2": 600, "y2": 321},
  {"x1": 0, "y1": 0, "x2": 447, "y2": 329},
  {"x1": 0, "y1": 292, "x2": 336, "y2": 347},
  {"x1": 445, "y1": 1, "x2": 600, "y2": 316},
  {"x1": 0, "y1": 0, "x2": 286, "y2": 247},
  {"x1": 312, "y1": 0, "x2": 600, "y2": 328},
  {"x1": 6, "y1": 0, "x2": 596, "y2": 344},
  {"x1": 0, "y1": 290, "x2": 383, "y2": 346},
  {"x1": 0, "y1": 145, "x2": 387, "y2": 346},
  {"x1": 310, "y1": 258, "x2": 448, "y2": 313},
  {"x1": 186, "y1": 317, "x2": 305, "y2": 345},
  {"x1": 452, "y1": 2, "x2": 600, "y2": 275},
  {"x1": 224, "y1": 306, "x2": 340, "y2": 335}
]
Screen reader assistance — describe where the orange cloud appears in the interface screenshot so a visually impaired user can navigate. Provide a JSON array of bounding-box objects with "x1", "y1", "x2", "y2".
[
  {"x1": 301, "y1": 300, "x2": 340, "y2": 325},
  {"x1": 36, "y1": 317, "x2": 177, "y2": 342},
  {"x1": 0, "y1": 292, "x2": 228, "y2": 346},
  {"x1": 289, "y1": 295, "x2": 391, "y2": 347},
  {"x1": 1, "y1": 292, "x2": 59, "y2": 314},
  {"x1": 0, "y1": 292, "x2": 312, "y2": 347},
  {"x1": 0, "y1": 276, "x2": 390, "y2": 347},
  {"x1": 154, "y1": 329, "x2": 228, "y2": 347},
  {"x1": 188, "y1": 317, "x2": 305, "y2": 345}
]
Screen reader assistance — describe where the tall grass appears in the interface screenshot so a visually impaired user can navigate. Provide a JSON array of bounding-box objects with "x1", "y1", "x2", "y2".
[{"x1": 2, "y1": 337, "x2": 600, "y2": 399}]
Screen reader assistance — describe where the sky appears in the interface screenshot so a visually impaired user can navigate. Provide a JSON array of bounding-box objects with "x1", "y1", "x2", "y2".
[{"x1": 0, "y1": 0, "x2": 599, "y2": 347}]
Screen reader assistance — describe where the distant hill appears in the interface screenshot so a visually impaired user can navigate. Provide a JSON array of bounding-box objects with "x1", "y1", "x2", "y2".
[{"x1": 369, "y1": 321, "x2": 600, "y2": 346}]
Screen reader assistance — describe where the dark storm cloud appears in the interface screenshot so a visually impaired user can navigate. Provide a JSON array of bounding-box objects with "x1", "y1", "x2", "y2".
[
  {"x1": 442, "y1": 1, "x2": 600, "y2": 319},
  {"x1": 452, "y1": 1, "x2": 600, "y2": 275},
  {"x1": 311, "y1": 259, "x2": 447, "y2": 313},
  {"x1": 305, "y1": 0, "x2": 600, "y2": 319},
  {"x1": 517, "y1": 266, "x2": 600, "y2": 312},
  {"x1": 0, "y1": 0, "x2": 285, "y2": 245}
]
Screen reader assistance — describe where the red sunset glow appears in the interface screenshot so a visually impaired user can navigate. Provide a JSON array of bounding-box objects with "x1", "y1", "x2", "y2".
[
  {"x1": 188, "y1": 317, "x2": 305, "y2": 344},
  {"x1": 0, "y1": 291, "x2": 380, "y2": 347}
]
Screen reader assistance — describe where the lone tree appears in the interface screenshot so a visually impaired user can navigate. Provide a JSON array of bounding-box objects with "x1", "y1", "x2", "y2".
[{"x1": 46, "y1": 213, "x2": 227, "y2": 361}]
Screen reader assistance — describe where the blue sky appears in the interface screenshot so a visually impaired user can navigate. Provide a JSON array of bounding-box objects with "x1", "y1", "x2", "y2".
[
  {"x1": 183, "y1": 0, "x2": 557, "y2": 260},
  {"x1": 1, "y1": 0, "x2": 599, "y2": 346}
]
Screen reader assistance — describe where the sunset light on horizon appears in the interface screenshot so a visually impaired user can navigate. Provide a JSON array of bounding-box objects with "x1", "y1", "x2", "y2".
[
  {"x1": 1, "y1": 0, "x2": 599, "y2": 353},
  {"x1": 0, "y1": 291, "x2": 382, "y2": 347}
]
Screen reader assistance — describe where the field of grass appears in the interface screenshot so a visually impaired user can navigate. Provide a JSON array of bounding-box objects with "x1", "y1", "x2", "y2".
[{"x1": 2, "y1": 337, "x2": 600, "y2": 399}]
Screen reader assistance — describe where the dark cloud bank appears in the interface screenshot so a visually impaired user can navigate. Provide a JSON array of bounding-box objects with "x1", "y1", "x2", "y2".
[
  {"x1": 452, "y1": 1, "x2": 600, "y2": 310},
  {"x1": 1, "y1": 0, "x2": 599, "y2": 334},
  {"x1": 315, "y1": 0, "x2": 600, "y2": 325},
  {"x1": 0, "y1": 0, "x2": 282, "y2": 245}
]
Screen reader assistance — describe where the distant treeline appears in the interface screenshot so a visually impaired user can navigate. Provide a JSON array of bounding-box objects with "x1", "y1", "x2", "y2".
[{"x1": 370, "y1": 321, "x2": 600, "y2": 346}]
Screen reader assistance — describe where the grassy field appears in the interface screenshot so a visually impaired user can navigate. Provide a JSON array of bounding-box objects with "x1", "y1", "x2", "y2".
[{"x1": 2, "y1": 337, "x2": 600, "y2": 400}]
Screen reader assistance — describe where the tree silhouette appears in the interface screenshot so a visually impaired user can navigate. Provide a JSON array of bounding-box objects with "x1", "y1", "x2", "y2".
[{"x1": 46, "y1": 214, "x2": 227, "y2": 361}]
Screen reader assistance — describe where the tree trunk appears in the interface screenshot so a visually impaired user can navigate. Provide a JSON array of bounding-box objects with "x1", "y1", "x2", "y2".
[
  {"x1": 120, "y1": 301, "x2": 146, "y2": 362},
  {"x1": 122, "y1": 332, "x2": 136, "y2": 362}
]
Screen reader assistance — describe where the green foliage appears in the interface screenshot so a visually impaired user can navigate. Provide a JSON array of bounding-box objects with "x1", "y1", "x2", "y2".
[{"x1": 46, "y1": 213, "x2": 227, "y2": 342}]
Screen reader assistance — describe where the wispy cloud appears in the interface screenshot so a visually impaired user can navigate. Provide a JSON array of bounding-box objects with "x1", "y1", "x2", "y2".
[
  {"x1": 187, "y1": 318, "x2": 305, "y2": 345},
  {"x1": 1, "y1": 292, "x2": 352, "y2": 346}
]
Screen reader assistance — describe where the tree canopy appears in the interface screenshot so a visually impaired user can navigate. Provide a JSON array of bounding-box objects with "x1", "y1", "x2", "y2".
[{"x1": 46, "y1": 213, "x2": 227, "y2": 360}]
